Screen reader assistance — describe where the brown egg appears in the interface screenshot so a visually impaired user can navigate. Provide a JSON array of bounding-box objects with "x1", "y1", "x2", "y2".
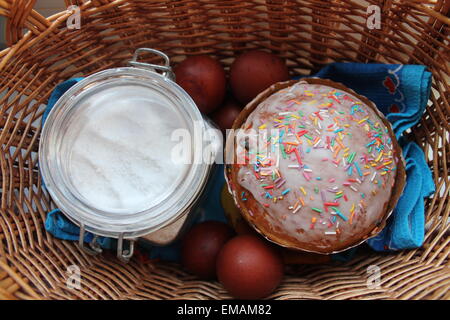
[
  {"x1": 211, "y1": 98, "x2": 243, "y2": 133},
  {"x1": 230, "y1": 50, "x2": 290, "y2": 105},
  {"x1": 181, "y1": 221, "x2": 234, "y2": 279},
  {"x1": 216, "y1": 235, "x2": 284, "y2": 299},
  {"x1": 174, "y1": 55, "x2": 226, "y2": 114}
]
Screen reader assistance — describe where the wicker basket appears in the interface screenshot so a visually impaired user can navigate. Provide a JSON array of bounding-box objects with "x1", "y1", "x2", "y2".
[{"x1": 0, "y1": 0, "x2": 449, "y2": 300}]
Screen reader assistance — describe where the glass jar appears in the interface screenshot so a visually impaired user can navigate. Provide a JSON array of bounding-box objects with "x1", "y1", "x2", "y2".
[{"x1": 39, "y1": 48, "x2": 221, "y2": 262}]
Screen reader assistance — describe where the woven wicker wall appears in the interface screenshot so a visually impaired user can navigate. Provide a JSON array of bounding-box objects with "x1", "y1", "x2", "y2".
[{"x1": 0, "y1": 0, "x2": 448, "y2": 300}]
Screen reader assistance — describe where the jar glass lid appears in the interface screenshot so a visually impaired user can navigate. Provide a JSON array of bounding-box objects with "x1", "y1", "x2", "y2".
[
  {"x1": 39, "y1": 66, "x2": 210, "y2": 239},
  {"x1": 64, "y1": 78, "x2": 190, "y2": 213}
]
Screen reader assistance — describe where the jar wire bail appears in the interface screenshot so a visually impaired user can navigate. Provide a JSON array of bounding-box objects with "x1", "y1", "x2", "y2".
[
  {"x1": 78, "y1": 224, "x2": 103, "y2": 255},
  {"x1": 128, "y1": 48, "x2": 175, "y2": 80},
  {"x1": 117, "y1": 234, "x2": 135, "y2": 263}
]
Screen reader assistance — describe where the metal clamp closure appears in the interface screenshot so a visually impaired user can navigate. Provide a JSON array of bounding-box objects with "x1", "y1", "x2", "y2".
[{"x1": 129, "y1": 48, "x2": 175, "y2": 80}]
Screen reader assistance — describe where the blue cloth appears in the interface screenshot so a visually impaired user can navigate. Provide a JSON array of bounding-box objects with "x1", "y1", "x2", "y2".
[
  {"x1": 45, "y1": 209, "x2": 115, "y2": 249},
  {"x1": 312, "y1": 63, "x2": 432, "y2": 139},
  {"x1": 43, "y1": 62, "x2": 434, "y2": 259},
  {"x1": 366, "y1": 138, "x2": 434, "y2": 250}
]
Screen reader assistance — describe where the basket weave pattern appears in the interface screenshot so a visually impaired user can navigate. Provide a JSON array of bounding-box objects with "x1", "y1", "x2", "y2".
[{"x1": 0, "y1": 0, "x2": 449, "y2": 300}]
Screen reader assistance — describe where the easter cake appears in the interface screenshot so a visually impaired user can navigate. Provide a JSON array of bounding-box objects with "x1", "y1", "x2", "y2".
[{"x1": 225, "y1": 78, "x2": 406, "y2": 254}]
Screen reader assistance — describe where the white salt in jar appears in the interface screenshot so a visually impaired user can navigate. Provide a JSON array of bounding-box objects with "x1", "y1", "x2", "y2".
[{"x1": 39, "y1": 49, "x2": 221, "y2": 262}]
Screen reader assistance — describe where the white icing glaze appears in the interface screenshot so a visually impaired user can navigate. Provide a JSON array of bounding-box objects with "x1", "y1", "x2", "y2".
[{"x1": 233, "y1": 82, "x2": 398, "y2": 252}]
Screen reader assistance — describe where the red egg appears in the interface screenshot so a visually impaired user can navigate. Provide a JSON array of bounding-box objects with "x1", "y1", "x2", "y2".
[
  {"x1": 216, "y1": 235, "x2": 284, "y2": 299},
  {"x1": 211, "y1": 98, "x2": 243, "y2": 133},
  {"x1": 181, "y1": 221, "x2": 234, "y2": 279},
  {"x1": 230, "y1": 50, "x2": 290, "y2": 105},
  {"x1": 174, "y1": 55, "x2": 227, "y2": 114}
]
